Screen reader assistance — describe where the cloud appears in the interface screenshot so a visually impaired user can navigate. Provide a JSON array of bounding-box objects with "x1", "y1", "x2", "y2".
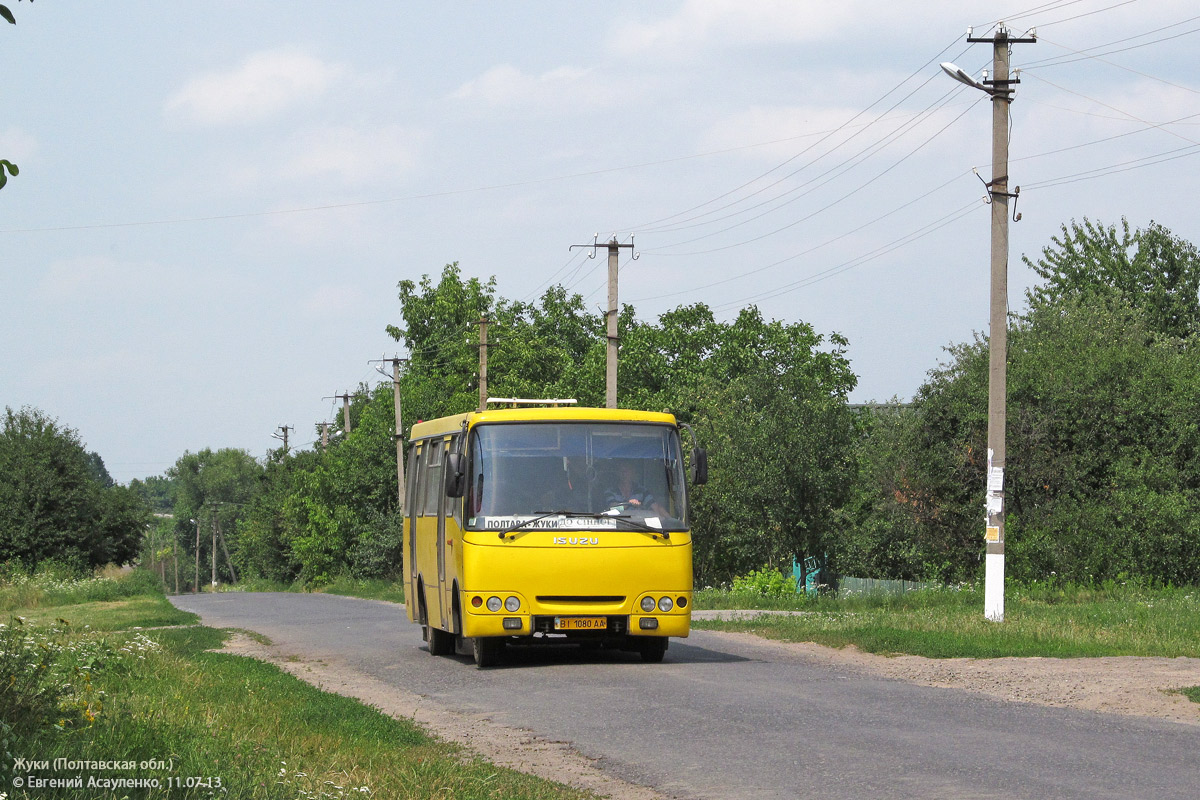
[
  {"x1": 0, "y1": 126, "x2": 38, "y2": 162},
  {"x1": 451, "y1": 64, "x2": 596, "y2": 110},
  {"x1": 165, "y1": 49, "x2": 346, "y2": 126},
  {"x1": 610, "y1": 0, "x2": 857, "y2": 58},
  {"x1": 278, "y1": 124, "x2": 424, "y2": 185}
]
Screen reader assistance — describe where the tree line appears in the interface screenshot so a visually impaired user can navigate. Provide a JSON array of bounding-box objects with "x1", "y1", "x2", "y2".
[{"x1": 3, "y1": 218, "x2": 1198, "y2": 588}]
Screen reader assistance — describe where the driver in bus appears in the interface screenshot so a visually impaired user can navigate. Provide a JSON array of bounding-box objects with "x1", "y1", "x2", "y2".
[{"x1": 604, "y1": 461, "x2": 668, "y2": 517}]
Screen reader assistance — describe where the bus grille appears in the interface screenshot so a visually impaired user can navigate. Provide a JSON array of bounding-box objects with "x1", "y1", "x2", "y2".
[{"x1": 536, "y1": 596, "x2": 625, "y2": 603}]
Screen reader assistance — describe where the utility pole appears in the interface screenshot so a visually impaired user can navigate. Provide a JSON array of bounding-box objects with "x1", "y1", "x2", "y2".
[
  {"x1": 211, "y1": 512, "x2": 218, "y2": 589},
  {"x1": 944, "y1": 23, "x2": 1035, "y2": 622},
  {"x1": 321, "y1": 392, "x2": 354, "y2": 434},
  {"x1": 193, "y1": 516, "x2": 200, "y2": 593},
  {"x1": 216, "y1": 514, "x2": 238, "y2": 584},
  {"x1": 272, "y1": 424, "x2": 294, "y2": 456},
  {"x1": 320, "y1": 422, "x2": 329, "y2": 450},
  {"x1": 371, "y1": 356, "x2": 411, "y2": 507},
  {"x1": 475, "y1": 317, "x2": 489, "y2": 412},
  {"x1": 571, "y1": 235, "x2": 636, "y2": 408}
]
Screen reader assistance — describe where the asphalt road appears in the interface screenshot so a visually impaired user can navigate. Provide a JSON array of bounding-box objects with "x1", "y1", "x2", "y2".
[{"x1": 170, "y1": 592, "x2": 1200, "y2": 800}]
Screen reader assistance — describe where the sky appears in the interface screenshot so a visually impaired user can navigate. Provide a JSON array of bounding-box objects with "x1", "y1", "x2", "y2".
[{"x1": 3, "y1": 1, "x2": 1199, "y2": 484}]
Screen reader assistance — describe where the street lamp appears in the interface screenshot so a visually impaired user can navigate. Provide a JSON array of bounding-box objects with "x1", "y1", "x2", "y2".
[{"x1": 942, "y1": 25, "x2": 1034, "y2": 622}]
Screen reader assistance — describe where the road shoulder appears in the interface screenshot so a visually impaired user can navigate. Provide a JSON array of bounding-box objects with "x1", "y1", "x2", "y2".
[
  {"x1": 214, "y1": 633, "x2": 672, "y2": 800},
  {"x1": 694, "y1": 612, "x2": 1200, "y2": 726}
]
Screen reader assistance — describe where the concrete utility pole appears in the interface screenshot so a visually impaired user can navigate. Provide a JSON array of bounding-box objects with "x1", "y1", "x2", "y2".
[
  {"x1": 943, "y1": 23, "x2": 1035, "y2": 622},
  {"x1": 477, "y1": 317, "x2": 488, "y2": 412},
  {"x1": 371, "y1": 356, "x2": 410, "y2": 507},
  {"x1": 320, "y1": 422, "x2": 330, "y2": 451},
  {"x1": 193, "y1": 517, "x2": 200, "y2": 593},
  {"x1": 571, "y1": 235, "x2": 636, "y2": 408},
  {"x1": 216, "y1": 515, "x2": 237, "y2": 584},
  {"x1": 272, "y1": 424, "x2": 294, "y2": 456},
  {"x1": 322, "y1": 393, "x2": 354, "y2": 433},
  {"x1": 211, "y1": 513, "x2": 218, "y2": 589}
]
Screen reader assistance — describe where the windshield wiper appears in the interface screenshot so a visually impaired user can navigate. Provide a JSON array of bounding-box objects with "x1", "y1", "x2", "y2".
[{"x1": 609, "y1": 515, "x2": 670, "y2": 540}]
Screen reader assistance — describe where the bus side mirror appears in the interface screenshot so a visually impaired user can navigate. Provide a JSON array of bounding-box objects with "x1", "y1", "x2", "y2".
[
  {"x1": 690, "y1": 448, "x2": 708, "y2": 486},
  {"x1": 445, "y1": 453, "x2": 466, "y2": 497}
]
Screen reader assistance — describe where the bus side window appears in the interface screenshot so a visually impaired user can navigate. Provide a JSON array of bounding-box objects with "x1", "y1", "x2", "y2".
[
  {"x1": 444, "y1": 434, "x2": 462, "y2": 522},
  {"x1": 466, "y1": 432, "x2": 485, "y2": 517},
  {"x1": 423, "y1": 440, "x2": 444, "y2": 517},
  {"x1": 405, "y1": 445, "x2": 422, "y2": 517}
]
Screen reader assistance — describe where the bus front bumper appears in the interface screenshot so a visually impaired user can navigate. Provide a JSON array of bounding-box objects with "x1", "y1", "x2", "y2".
[{"x1": 462, "y1": 612, "x2": 690, "y2": 639}]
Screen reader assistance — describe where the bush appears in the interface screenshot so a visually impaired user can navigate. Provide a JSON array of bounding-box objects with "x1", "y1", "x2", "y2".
[
  {"x1": 349, "y1": 510, "x2": 404, "y2": 580},
  {"x1": 730, "y1": 565, "x2": 797, "y2": 597}
]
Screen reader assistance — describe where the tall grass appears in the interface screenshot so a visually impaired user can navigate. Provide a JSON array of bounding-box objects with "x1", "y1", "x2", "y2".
[
  {"x1": 2, "y1": 567, "x2": 591, "y2": 800},
  {"x1": 694, "y1": 581, "x2": 1200, "y2": 658},
  {"x1": 0, "y1": 563, "x2": 163, "y2": 612}
]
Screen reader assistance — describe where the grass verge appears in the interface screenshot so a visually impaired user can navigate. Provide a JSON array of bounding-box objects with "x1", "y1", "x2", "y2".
[
  {"x1": 2, "y1": 570, "x2": 590, "y2": 800},
  {"x1": 217, "y1": 575, "x2": 407, "y2": 605},
  {"x1": 317, "y1": 576, "x2": 406, "y2": 605},
  {"x1": 693, "y1": 583, "x2": 1200, "y2": 659}
]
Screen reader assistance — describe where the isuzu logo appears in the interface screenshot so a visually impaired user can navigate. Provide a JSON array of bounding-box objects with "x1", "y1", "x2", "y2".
[{"x1": 553, "y1": 536, "x2": 599, "y2": 545}]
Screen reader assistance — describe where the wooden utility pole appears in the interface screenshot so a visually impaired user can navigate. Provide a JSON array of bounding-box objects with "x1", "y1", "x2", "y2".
[
  {"x1": 216, "y1": 515, "x2": 238, "y2": 584},
  {"x1": 571, "y1": 235, "x2": 636, "y2": 408},
  {"x1": 950, "y1": 24, "x2": 1035, "y2": 621}
]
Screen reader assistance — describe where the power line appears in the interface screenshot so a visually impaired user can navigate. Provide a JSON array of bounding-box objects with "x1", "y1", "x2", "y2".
[
  {"x1": 1023, "y1": 72, "x2": 1199, "y2": 145},
  {"x1": 1024, "y1": 142, "x2": 1200, "y2": 190},
  {"x1": 615, "y1": 35, "x2": 969, "y2": 236},
  {"x1": 627, "y1": 170, "x2": 976, "y2": 304},
  {"x1": 707, "y1": 200, "x2": 985, "y2": 315},
  {"x1": 1034, "y1": 0, "x2": 1143, "y2": 29},
  {"x1": 637, "y1": 74, "x2": 978, "y2": 242},
  {"x1": 1024, "y1": 24, "x2": 1200, "y2": 76},
  {"x1": 0, "y1": 124, "x2": 953, "y2": 237},
  {"x1": 984, "y1": 0, "x2": 1087, "y2": 28},
  {"x1": 644, "y1": 91, "x2": 986, "y2": 258}
]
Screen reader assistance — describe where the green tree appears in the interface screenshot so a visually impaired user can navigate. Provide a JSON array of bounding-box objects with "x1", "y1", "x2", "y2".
[
  {"x1": 0, "y1": 406, "x2": 148, "y2": 568},
  {"x1": 686, "y1": 308, "x2": 858, "y2": 585},
  {"x1": 1024, "y1": 218, "x2": 1200, "y2": 339},
  {"x1": 128, "y1": 474, "x2": 175, "y2": 514},
  {"x1": 842, "y1": 219, "x2": 1200, "y2": 584},
  {"x1": 167, "y1": 448, "x2": 263, "y2": 584}
]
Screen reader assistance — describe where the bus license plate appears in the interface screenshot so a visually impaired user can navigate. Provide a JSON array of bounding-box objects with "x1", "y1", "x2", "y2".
[{"x1": 555, "y1": 616, "x2": 606, "y2": 631}]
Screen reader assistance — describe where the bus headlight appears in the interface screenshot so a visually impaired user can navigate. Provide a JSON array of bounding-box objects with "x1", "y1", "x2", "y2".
[
  {"x1": 641, "y1": 596, "x2": 656, "y2": 612},
  {"x1": 504, "y1": 596, "x2": 520, "y2": 612},
  {"x1": 486, "y1": 596, "x2": 502, "y2": 612},
  {"x1": 658, "y1": 596, "x2": 674, "y2": 612}
]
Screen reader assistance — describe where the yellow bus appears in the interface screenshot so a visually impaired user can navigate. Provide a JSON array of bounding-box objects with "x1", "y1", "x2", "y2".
[{"x1": 402, "y1": 401, "x2": 706, "y2": 668}]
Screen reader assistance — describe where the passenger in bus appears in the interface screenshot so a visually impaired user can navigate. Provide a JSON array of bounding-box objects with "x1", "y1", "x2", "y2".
[{"x1": 603, "y1": 461, "x2": 668, "y2": 517}]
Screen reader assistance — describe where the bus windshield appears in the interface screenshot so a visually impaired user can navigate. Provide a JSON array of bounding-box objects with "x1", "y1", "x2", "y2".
[{"x1": 465, "y1": 422, "x2": 690, "y2": 532}]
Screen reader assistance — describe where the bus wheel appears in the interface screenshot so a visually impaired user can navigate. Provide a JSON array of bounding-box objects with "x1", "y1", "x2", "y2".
[
  {"x1": 639, "y1": 637, "x2": 668, "y2": 663},
  {"x1": 473, "y1": 636, "x2": 504, "y2": 669},
  {"x1": 428, "y1": 625, "x2": 455, "y2": 656}
]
